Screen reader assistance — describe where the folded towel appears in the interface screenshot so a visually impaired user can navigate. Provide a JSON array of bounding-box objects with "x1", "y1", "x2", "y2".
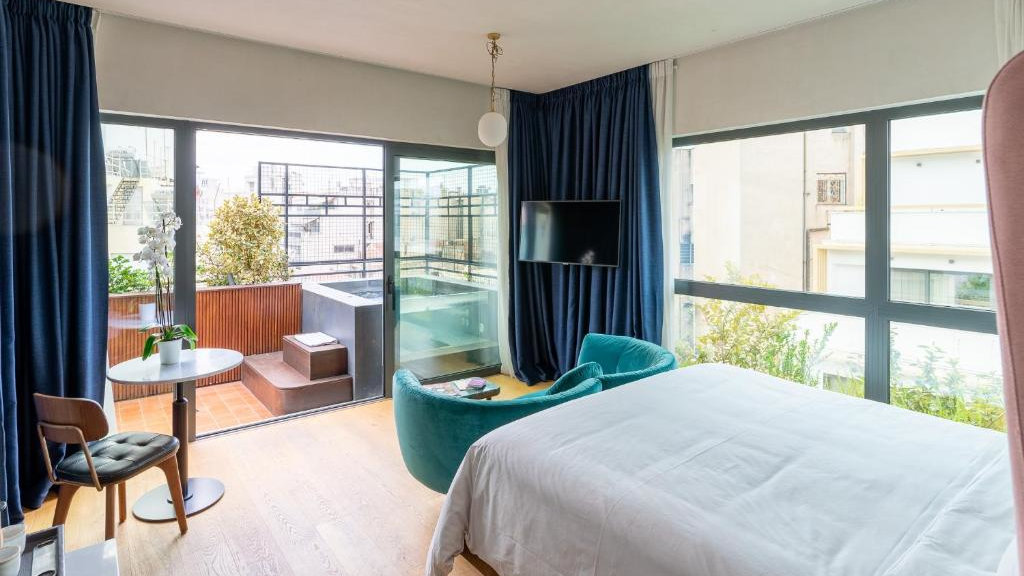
[{"x1": 294, "y1": 332, "x2": 338, "y2": 347}]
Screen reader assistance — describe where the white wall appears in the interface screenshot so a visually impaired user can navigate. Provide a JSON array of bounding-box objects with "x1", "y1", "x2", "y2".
[
  {"x1": 94, "y1": 15, "x2": 490, "y2": 149},
  {"x1": 674, "y1": 0, "x2": 998, "y2": 135}
]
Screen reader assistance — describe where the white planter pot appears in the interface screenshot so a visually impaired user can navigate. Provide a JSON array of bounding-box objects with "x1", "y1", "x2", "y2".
[{"x1": 159, "y1": 338, "x2": 182, "y2": 365}]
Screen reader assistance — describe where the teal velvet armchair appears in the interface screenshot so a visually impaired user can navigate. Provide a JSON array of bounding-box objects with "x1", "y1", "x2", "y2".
[
  {"x1": 577, "y1": 333, "x2": 677, "y2": 390},
  {"x1": 393, "y1": 363, "x2": 603, "y2": 493}
]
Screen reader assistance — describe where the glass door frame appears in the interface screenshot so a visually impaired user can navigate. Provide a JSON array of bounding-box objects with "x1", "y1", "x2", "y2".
[
  {"x1": 102, "y1": 113, "x2": 500, "y2": 432},
  {"x1": 383, "y1": 143, "x2": 498, "y2": 396},
  {"x1": 102, "y1": 113, "x2": 393, "y2": 437}
]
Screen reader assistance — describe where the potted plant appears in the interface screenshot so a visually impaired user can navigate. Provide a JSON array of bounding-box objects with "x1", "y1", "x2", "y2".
[{"x1": 135, "y1": 211, "x2": 198, "y2": 364}]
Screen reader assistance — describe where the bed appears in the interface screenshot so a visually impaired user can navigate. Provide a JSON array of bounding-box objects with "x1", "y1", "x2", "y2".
[{"x1": 426, "y1": 364, "x2": 1014, "y2": 576}]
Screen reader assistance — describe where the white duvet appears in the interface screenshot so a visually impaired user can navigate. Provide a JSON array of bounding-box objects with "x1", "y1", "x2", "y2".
[{"x1": 426, "y1": 364, "x2": 1014, "y2": 576}]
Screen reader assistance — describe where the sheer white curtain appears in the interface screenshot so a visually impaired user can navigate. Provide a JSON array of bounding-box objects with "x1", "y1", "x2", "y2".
[
  {"x1": 494, "y1": 88, "x2": 514, "y2": 375},
  {"x1": 997, "y1": 0, "x2": 1024, "y2": 64},
  {"x1": 649, "y1": 60, "x2": 676, "y2": 349}
]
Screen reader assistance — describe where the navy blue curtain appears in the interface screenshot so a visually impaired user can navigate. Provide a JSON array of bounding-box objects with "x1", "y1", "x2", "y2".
[
  {"x1": 0, "y1": 0, "x2": 107, "y2": 522},
  {"x1": 508, "y1": 66, "x2": 663, "y2": 384}
]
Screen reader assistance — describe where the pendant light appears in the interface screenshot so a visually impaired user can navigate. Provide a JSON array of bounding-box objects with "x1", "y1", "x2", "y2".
[{"x1": 478, "y1": 32, "x2": 508, "y2": 148}]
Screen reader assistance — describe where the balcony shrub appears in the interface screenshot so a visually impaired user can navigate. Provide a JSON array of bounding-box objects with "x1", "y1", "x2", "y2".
[
  {"x1": 108, "y1": 254, "x2": 153, "y2": 294},
  {"x1": 198, "y1": 195, "x2": 289, "y2": 286},
  {"x1": 678, "y1": 265, "x2": 834, "y2": 387},
  {"x1": 678, "y1": 264, "x2": 1006, "y2": 431}
]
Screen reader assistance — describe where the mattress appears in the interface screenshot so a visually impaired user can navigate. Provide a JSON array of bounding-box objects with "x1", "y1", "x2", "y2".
[{"x1": 426, "y1": 364, "x2": 1014, "y2": 576}]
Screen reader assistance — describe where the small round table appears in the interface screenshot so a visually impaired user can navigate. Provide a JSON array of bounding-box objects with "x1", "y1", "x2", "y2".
[{"x1": 107, "y1": 348, "x2": 243, "y2": 522}]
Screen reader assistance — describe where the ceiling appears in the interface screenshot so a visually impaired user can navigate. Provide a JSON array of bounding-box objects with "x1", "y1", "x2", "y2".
[{"x1": 81, "y1": 0, "x2": 886, "y2": 93}]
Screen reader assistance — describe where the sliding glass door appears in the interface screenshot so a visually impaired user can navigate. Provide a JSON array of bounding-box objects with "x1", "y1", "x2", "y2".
[
  {"x1": 101, "y1": 121, "x2": 179, "y2": 434},
  {"x1": 192, "y1": 129, "x2": 385, "y2": 434},
  {"x1": 102, "y1": 115, "x2": 501, "y2": 435},
  {"x1": 384, "y1": 145, "x2": 500, "y2": 388}
]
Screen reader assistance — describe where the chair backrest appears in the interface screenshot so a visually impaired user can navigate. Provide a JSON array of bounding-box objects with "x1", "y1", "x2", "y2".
[
  {"x1": 577, "y1": 333, "x2": 677, "y2": 389},
  {"x1": 33, "y1": 393, "x2": 108, "y2": 443},
  {"x1": 984, "y1": 50, "x2": 1024, "y2": 571},
  {"x1": 33, "y1": 393, "x2": 108, "y2": 488},
  {"x1": 393, "y1": 369, "x2": 601, "y2": 493}
]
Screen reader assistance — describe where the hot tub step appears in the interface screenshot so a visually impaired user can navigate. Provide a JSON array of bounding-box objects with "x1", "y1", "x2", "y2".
[
  {"x1": 282, "y1": 335, "x2": 348, "y2": 380},
  {"x1": 242, "y1": 352, "x2": 353, "y2": 416}
]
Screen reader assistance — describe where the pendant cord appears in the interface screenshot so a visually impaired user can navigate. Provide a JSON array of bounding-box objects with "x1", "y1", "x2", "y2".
[{"x1": 486, "y1": 35, "x2": 503, "y2": 113}]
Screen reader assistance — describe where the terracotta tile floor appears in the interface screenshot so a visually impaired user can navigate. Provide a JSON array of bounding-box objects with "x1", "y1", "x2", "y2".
[{"x1": 115, "y1": 381, "x2": 274, "y2": 436}]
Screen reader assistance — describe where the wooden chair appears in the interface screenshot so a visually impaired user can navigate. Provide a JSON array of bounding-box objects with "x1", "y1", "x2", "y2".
[{"x1": 33, "y1": 393, "x2": 188, "y2": 539}]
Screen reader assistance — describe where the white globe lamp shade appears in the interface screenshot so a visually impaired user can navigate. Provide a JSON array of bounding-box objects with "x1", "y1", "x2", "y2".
[{"x1": 478, "y1": 111, "x2": 508, "y2": 147}]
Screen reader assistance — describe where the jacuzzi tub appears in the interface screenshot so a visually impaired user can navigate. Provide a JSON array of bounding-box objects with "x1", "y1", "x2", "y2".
[{"x1": 301, "y1": 276, "x2": 499, "y2": 389}]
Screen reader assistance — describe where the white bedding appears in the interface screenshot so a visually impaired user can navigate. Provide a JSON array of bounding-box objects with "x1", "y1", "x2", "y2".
[{"x1": 426, "y1": 364, "x2": 1014, "y2": 576}]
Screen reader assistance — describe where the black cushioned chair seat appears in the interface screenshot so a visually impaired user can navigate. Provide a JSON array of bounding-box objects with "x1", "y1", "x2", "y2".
[{"x1": 56, "y1": 432, "x2": 178, "y2": 485}]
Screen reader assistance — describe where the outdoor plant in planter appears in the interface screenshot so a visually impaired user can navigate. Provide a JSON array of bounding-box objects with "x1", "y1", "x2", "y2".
[{"x1": 136, "y1": 211, "x2": 198, "y2": 364}]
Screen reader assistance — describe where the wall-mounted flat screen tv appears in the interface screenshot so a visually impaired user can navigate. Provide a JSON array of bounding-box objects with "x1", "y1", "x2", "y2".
[{"x1": 518, "y1": 200, "x2": 621, "y2": 267}]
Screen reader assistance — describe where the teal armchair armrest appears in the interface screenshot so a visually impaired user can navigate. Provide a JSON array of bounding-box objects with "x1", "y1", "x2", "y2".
[
  {"x1": 577, "y1": 333, "x2": 677, "y2": 390},
  {"x1": 393, "y1": 363, "x2": 602, "y2": 493}
]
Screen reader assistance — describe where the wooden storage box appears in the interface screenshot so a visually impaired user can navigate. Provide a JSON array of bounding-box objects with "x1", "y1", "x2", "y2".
[{"x1": 282, "y1": 335, "x2": 348, "y2": 380}]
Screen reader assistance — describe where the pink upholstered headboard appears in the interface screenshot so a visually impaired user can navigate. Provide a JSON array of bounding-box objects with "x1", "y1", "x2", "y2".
[{"x1": 985, "y1": 50, "x2": 1024, "y2": 575}]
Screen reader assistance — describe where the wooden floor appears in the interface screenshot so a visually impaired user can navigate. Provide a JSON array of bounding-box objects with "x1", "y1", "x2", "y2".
[{"x1": 25, "y1": 373, "x2": 547, "y2": 576}]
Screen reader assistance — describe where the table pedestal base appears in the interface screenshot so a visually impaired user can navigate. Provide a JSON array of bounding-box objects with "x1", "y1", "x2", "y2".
[{"x1": 132, "y1": 477, "x2": 225, "y2": 522}]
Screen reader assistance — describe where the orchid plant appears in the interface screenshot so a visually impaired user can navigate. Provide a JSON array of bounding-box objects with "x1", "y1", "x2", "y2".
[{"x1": 135, "y1": 210, "x2": 197, "y2": 360}]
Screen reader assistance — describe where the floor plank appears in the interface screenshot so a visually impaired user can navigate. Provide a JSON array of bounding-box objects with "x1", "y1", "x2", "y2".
[{"x1": 26, "y1": 373, "x2": 549, "y2": 576}]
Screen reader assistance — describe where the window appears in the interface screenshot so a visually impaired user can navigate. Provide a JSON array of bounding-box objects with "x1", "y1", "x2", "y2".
[
  {"x1": 103, "y1": 124, "x2": 175, "y2": 249},
  {"x1": 676, "y1": 295, "x2": 865, "y2": 398},
  {"x1": 101, "y1": 122, "x2": 176, "y2": 411},
  {"x1": 890, "y1": 324, "x2": 1003, "y2": 430},
  {"x1": 891, "y1": 269, "x2": 994, "y2": 309},
  {"x1": 889, "y1": 110, "x2": 992, "y2": 311},
  {"x1": 673, "y1": 96, "x2": 1000, "y2": 430},
  {"x1": 816, "y1": 173, "x2": 847, "y2": 204},
  {"x1": 196, "y1": 130, "x2": 384, "y2": 282},
  {"x1": 674, "y1": 124, "x2": 865, "y2": 296}
]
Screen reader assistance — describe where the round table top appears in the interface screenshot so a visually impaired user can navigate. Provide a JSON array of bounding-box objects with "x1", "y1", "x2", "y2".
[{"x1": 107, "y1": 348, "x2": 244, "y2": 385}]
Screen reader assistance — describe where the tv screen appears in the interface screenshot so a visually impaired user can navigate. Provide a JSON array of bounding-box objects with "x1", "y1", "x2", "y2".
[{"x1": 518, "y1": 200, "x2": 621, "y2": 267}]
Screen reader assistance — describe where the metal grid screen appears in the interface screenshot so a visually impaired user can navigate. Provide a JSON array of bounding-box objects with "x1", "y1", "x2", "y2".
[
  {"x1": 259, "y1": 161, "x2": 496, "y2": 285},
  {"x1": 397, "y1": 165, "x2": 497, "y2": 286},
  {"x1": 259, "y1": 162, "x2": 384, "y2": 281}
]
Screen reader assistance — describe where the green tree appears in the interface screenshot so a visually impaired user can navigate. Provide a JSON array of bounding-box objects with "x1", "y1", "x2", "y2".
[
  {"x1": 678, "y1": 264, "x2": 1006, "y2": 431},
  {"x1": 890, "y1": 342, "x2": 1005, "y2": 431},
  {"x1": 108, "y1": 255, "x2": 153, "y2": 294},
  {"x1": 678, "y1": 266, "x2": 835, "y2": 387},
  {"x1": 197, "y1": 195, "x2": 289, "y2": 286}
]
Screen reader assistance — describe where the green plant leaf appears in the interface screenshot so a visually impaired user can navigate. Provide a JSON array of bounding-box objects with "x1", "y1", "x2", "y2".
[
  {"x1": 142, "y1": 334, "x2": 157, "y2": 360},
  {"x1": 108, "y1": 255, "x2": 154, "y2": 294},
  {"x1": 178, "y1": 324, "x2": 198, "y2": 341}
]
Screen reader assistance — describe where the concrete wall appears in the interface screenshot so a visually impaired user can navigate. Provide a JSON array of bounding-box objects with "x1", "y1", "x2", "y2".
[
  {"x1": 94, "y1": 14, "x2": 490, "y2": 149},
  {"x1": 675, "y1": 0, "x2": 999, "y2": 135}
]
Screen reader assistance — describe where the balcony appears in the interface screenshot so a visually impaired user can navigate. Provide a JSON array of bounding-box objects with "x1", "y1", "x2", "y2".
[
  {"x1": 111, "y1": 159, "x2": 500, "y2": 435},
  {"x1": 110, "y1": 283, "x2": 300, "y2": 434}
]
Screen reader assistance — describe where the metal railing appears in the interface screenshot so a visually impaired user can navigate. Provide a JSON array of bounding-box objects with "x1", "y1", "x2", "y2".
[{"x1": 258, "y1": 161, "x2": 498, "y2": 285}]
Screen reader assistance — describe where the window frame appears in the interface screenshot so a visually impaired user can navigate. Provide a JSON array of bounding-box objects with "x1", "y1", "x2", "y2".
[
  {"x1": 100, "y1": 113, "x2": 498, "y2": 437},
  {"x1": 671, "y1": 95, "x2": 993, "y2": 404}
]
